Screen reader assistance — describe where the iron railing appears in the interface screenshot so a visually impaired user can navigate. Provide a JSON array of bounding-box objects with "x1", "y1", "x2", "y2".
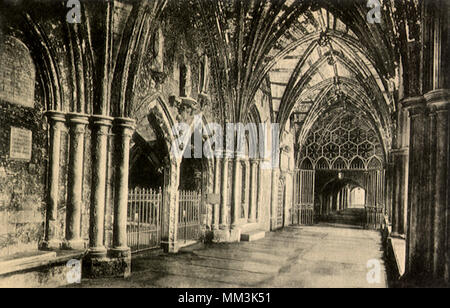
[
  {"x1": 127, "y1": 187, "x2": 162, "y2": 253},
  {"x1": 177, "y1": 190, "x2": 201, "y2": 243}
]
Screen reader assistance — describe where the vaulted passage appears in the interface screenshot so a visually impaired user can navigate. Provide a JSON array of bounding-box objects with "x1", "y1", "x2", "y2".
[
  {"x1": 69, "y1": 224, "x2": 387, "y2": 288},
  {"x1": 0, "y1": 0, "x2": 448, "y2": 288}
]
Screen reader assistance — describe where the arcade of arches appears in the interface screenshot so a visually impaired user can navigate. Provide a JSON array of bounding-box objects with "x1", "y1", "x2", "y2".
[{"x1": 0, "y1": 0, "x2": 448, "y2": 287}]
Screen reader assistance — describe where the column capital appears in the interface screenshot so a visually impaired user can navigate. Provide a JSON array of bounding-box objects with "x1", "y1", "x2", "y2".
[
  {"x1": 400, "y1": 96, "x2": 427, "y2": 117},
  {"x1": 250, "y1": 158, "x2": 259, "y2": 165},
  {"x1": 113, "y1": 117, "x2": 135, "y2": 136},
  {"x1": 113, "y1": 117, "x2": 135, "y2": 128},
  {"x1": 390, "y1": 147, "x2": 409, "y2": 156},
  {"x1": 46, "y1": 110, "x2": 66, "y2": 123},
  {"x1": 67, "y1": 113, "x2": 90, "y2": 125},
  {"x1": 91, "y1": 114, "x2": 114, "y2": 127},
  {"x1": 424, "y1": 89, "x2": 450, "y2": 110},
  {"x1": 222, "y1": 150, "x2": 234, "y2": 159}
]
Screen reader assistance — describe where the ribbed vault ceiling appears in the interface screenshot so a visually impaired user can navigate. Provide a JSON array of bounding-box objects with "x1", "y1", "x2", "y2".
[{"x1": 265, "y1": 7, "x2": 395, "y2": 152}]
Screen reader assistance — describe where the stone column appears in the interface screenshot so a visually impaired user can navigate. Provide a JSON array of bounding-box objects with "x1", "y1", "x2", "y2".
[
  {"x1": 231, "y1": 156, "x2": 241, "y2": 229},
  {"x1": 242, "y1": 159, "x2": 250, "y2": 221},
  {"x1": 248, "y1": 159, "x2": 258, "y2": 223},
  {"x1": 404, "y1": 96, "x2": 428, "y2": 274},
  {"x1": 425, "y1": 90, "x2": 449, "y2": 280},
  {"x1": 212, "y1": 156, "x2": 221, "y2": 230},
  {"x1": 270, "y1": 168, "x2": 279, "y2": 230},
  {"x1": 256, "y1": 160, "x2": 262, "y2": 222},
  {"x1": 110, "y1": 118, "x2": 135, "y2": 258},
  {"x1": 161, "y1": 161, "x2": 180, "y2": 253},
  {"x1": 64, "y1": 113, "x2": 89, "y2": 250},
  {"x1": 391, "y1": 148, "x2": 409, "y2": 236},
  {"x1": 43, "y1": 111, "x2": 66, "y2": 249},
  {"x1": 219, "y1": 154, "x2": 230, "y2": 229},
  {"x1": 88, "y1": 115, "x2": 113, "y2": 258}
]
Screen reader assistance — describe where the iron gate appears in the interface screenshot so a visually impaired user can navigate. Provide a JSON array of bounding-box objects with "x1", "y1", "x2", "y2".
[
  {"x1": 127, "y1": 187, "x2": 161, "y2": 253},
  {"x1": 292, "y1": 170, "x2": 315, "y2": 225},
  {"x1": 177, "y1": 190, "x2": 201, "y2": 243}
]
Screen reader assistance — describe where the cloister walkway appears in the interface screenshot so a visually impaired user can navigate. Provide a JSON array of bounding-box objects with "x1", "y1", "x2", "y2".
[{"x1": 73, "y1": 224, "x2": 387, "y2": 288}]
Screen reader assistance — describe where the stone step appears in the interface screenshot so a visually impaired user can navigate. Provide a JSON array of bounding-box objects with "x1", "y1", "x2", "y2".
[{"x1": 240, "y1": 230, "x2": 266, "y2": 242}]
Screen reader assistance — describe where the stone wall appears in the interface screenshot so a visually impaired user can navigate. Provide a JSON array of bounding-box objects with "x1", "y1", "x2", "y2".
[{"x1": 0, "y1": 90, "x2": 47, "y2": 257}]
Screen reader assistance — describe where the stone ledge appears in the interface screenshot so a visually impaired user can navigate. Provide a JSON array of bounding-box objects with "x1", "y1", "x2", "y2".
[
  {"x1": 0, "y1": 250, "x2": 85, "y2": 276},
  {"x1": 0, "y1": 250, "x2": 85, "y2": 288},
  {"x1": 389, "y1": 237, "x2": 406, "y2": 277}
]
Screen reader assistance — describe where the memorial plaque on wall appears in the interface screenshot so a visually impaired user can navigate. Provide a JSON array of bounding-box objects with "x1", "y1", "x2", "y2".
[
  {"x1": 9, "y1": 127, "x2": 32, "y2": 161},
  {"x1": 0, "y1": 36, "x2": 36, "y2": 108}
]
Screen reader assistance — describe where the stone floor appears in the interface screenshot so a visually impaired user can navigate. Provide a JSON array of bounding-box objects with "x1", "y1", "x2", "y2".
[{"x1": 71, "y1": 223, "x2": 387, "y2": 288}]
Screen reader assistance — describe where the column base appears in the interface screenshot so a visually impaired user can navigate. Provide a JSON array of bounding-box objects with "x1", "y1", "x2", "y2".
[
  {"x1": 212, "y1": 228, "x2": 241, "y2": 243},
  {"x1": 40, "y1": 239, "x2": 62, "y2": 250},
  {"x1": 229, "y1": 228, "x2": 241, "y2": 242},
  {"x1": 109, "y1": 246, "x2": 131, "y2": 258},
  {"x1": 248, "y1": 218, "x2": 257, "y2": 223},
  {"x1": 62, "y1": 239, "x2": 86, "y2": 250},
  {"x1": 213, "y1": 229, "x2": 230, "y2": 242},
  {"x1": 219, "y1": 224, "x2": 228, "y2": 230},
  {"x1": 270, "y1": 218, "x2": 278, "y2": 230},
  {"x1": 83, "y1": 254, "x2": 131, "y2": 279},
  {"x1": 161, "y1": 241, "x2": 179, "y2": 254},
  {"x1": 87, "y1": 246, "x2": 108, "y2": 259}
]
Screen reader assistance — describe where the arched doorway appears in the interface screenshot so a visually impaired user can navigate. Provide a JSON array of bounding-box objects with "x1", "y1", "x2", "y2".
[
  {"x1": 317, "y1": 176, "x2": 366, "y2": 227},
  {"x1": 176, "y1": 116, "x2": 214, "y2": 246},
  {"x1": 127, "y1": 95, "x2": 177, "y2": 253},
  {"x1": 292, "y1": 109, "x2": 387, "y2": 230},
  {"x1": 350, "y1": 187, "x2": 366, "y2": 209}
]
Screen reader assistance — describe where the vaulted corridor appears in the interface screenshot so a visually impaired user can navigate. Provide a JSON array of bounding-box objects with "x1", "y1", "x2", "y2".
[
  {"x1": 0, "y1": 0, "x2": 448, "y2": 289},
  {"x1": 69, "y1": 224, "x2": 387, "y2": 288}
]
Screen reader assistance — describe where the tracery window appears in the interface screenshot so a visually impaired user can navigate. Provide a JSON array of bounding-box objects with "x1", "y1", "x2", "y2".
[{"x1": 299, "y1": 111, "x2": 384, "y2": 170}]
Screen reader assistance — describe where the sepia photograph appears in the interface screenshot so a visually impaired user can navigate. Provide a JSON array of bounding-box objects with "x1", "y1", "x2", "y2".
[{"x1": 0, "y1": 0, "x2": 448, "y2": 292}]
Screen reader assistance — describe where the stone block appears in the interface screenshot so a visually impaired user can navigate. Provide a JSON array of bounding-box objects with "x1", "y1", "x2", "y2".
[
  {"x1": 240, "y1": 230, "x2": 266, "y2": 242},
  {"x1": 213, "y1": 229, "x2": 230, "y2": 243},
  {"x1": 229, "y1": 228, "x2": 241, "y2": 242},
  {"x1": 83, "y1": 255, "x2": 131, "y2": 279}
]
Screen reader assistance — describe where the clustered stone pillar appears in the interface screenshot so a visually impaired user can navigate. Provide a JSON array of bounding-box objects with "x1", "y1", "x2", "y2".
[
  {"x1": 404, "y1": 92, "x2": 450, "y2": 282},
  {"x1": 255, "y1": 160, "x2": 262, "y2": 222},
  {"x1": 231, "y1": 155, "x2": 241, "y2": 229},
  {"x1": 270, "y1": 168, "x2": 279, "y2": 230},
  {"x1": 404, "y1": 96, "x2": 428, "y2": 275},
  {"x1": 110, "y1": 118, "x2": 135, "y2": 260},
  {"x1": 64, "y1": 113, "x2": 89, "y2": 250},
  {"x1": 212, "y1": 156, "x2": 221, "y2": 230},
  {"x1": 248, "y1": 159, "x2": 258, "y2": 223},
  {"x1": 88, "y1": 115, "x2": 113, "y2": 259},
  {"x1": 391, "y1": 148, "x2": 408, "y2": 237},
  {"x1": 160, "y1": 160, "x2": 180, "y2": 254},
  {"x1": 242, "y1": 159, "x2": 250, "y2": 220},
  {"x1": 425, "y1": 90, "x2": 449, "y2": 281},
  {"x1": 43, "y1": 111, "x2": 66, "y2": 249},
  {"x1": 220, "y1": 153, "x2": 230, "y2": 229}
]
